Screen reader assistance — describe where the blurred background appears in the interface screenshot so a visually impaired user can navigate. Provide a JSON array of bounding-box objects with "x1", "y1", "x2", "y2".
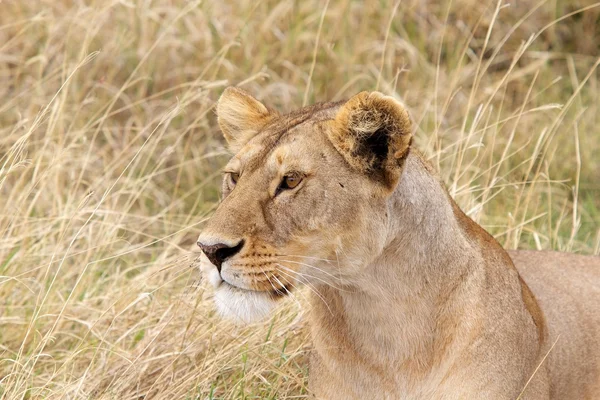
[{"x1": 1, "y1": 0, "x2": 599, "y2": 398}]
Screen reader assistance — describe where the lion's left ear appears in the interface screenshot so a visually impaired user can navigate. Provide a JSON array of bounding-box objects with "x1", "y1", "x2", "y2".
[
  {"x1": 216, "y1": 87, "x2": 278, "y2": 153},
  {"x1": 327, "y1": 91, "x2": 413, "y2": 190}
]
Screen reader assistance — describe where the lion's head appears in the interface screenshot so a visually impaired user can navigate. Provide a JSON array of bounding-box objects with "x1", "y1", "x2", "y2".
[{"x1": 197, "y1": 87, "x2": 412, "y2": 323}]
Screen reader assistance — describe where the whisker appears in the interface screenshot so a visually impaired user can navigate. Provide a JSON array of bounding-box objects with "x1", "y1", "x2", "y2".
[
  {"x1": 276, "y1": 263, "x2": 350, "y2": 293},
  {"x1": 275, "y1": 253, "x2": 335, "y2": 263},
  {"x1": 269, "y1": 273, "x2": 304, "y2": 309},
  {"x1": 261, "y1": 270, "x2": 279, "y2": 293},
  {"x1": 261, "y1": 268, "x2": 306, "y2": 312},
  {"x1": 276, "y1": 265, "x2": 333, "y2": 316},
  {"x1": 278, "y1": 271, "x2": 310, "y2": 309},
  {"x1": 274, "y1": 258, "x2": 342, "y2": 282}
]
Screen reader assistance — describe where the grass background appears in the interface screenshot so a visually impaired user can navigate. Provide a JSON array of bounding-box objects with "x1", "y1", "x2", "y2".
[{"x1": 1, "y1": 0, "x2": 599, "y2": 398}]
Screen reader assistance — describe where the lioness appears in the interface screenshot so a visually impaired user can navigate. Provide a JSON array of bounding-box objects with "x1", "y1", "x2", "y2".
[{"x1": 197, "y1": 87, "x2": 600, "y2": 399}]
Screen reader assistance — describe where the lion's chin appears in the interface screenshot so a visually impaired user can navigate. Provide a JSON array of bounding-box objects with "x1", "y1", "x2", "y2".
[{"x1": 214, "y1": 282, "x2": 278, "y2": 325}]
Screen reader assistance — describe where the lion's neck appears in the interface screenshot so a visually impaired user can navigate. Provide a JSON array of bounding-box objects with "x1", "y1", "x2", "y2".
[{"x1": 309, "y1": 151, "x2": 485, "y2": 387}]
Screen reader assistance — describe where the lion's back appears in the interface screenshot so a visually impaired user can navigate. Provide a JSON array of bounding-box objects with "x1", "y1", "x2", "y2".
[{"x1": 509, "y1": 250, "x2": 600, "y2": 399}]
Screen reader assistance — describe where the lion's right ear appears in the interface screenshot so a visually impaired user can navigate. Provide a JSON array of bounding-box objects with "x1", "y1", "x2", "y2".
[
  {"x1": 327, "y1": 91, "x2": 412, "y2": 191},
  {"x1": 216, "y1": 87, "x2": 277, "y2": 153}
]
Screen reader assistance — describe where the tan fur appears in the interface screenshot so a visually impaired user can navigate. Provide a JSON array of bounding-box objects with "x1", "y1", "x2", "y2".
[
  {"x1": 329, "y1": 91, "x2": 412, "y2": 189},
  {"x1": 197, "y1": 87, "x2": 600, "y2": 398},
  {"x1": 216, "y1": 87, "x2": 278, "y2": 153}
]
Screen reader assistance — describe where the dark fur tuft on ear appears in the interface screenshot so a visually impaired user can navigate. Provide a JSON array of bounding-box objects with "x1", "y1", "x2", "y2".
[
  {"x1": 328, "y1": 91, "x2": 412, "y2": 189},
  {"x1": 216, "y1": 87, "x2": 277, "y2": 153}
]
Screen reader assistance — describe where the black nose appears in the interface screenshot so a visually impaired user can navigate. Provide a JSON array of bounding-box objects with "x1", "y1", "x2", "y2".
[{"x1": 197, "y1": 240, "x2": 244, "y2": 272}]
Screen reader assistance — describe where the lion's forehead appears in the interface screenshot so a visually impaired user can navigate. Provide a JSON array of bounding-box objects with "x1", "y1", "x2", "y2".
[{"x1": 232, "y1": 115, "x2": 335, "y2": 175}]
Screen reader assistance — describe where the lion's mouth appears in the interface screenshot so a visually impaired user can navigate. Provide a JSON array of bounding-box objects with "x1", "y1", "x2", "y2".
[
  {"x1": 220, "y1": 278, "x2": 292, "y2": 298},
  {"x1": 269, "y1": 283, "x2": 293, "y2": 298}
]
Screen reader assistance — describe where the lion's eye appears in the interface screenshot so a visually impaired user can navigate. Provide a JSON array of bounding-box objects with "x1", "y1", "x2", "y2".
[
  {"x1": 280, "y1": 175, "x2": 302, "y2": 190},
  {"x1": 230, "y1": 173, "x2": 239, "y2": 184}
]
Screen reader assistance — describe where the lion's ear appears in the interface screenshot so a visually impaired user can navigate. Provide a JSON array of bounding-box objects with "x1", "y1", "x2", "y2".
[
  {"x1": 328, "y1": 91, "x2": 412, "y2": 190},
  {"x1": 216, "y1": 87, "x2": 277, "y2": 153}
]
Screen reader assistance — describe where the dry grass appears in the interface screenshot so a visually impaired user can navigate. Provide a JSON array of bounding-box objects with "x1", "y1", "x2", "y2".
[{"x1": 1, "y1": 0, "x2": 599, "y2": 398}]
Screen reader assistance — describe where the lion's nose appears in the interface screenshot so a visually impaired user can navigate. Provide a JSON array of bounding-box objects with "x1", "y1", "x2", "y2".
[{"x1": 197, "y1": 240, "x2": 244, "y2": 272}]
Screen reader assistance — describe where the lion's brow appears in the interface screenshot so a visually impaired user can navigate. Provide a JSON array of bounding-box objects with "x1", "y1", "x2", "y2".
[
  {"x1": 241, "y1": 108, "x2": 329, "y2": 171},
  {"x1": 262, "y1": 100, "x2": 344, "y2": 150}
]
